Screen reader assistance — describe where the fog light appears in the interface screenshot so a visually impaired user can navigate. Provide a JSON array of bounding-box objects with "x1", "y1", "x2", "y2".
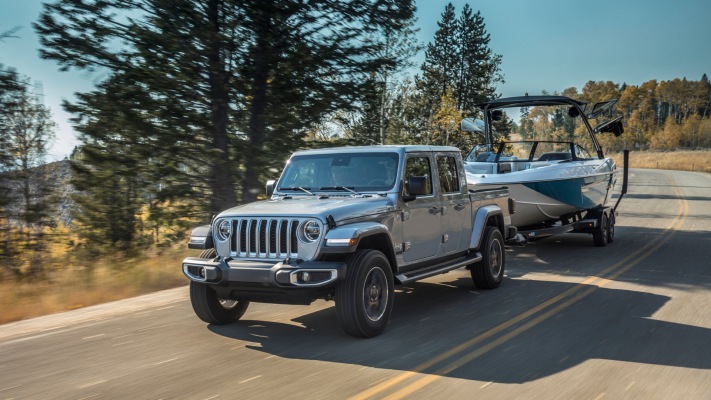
[
  {"x1": 199, "y1": 267, "x2": 206, "y2": 279},
  {"x1": 302, "y1": 271, "x2": 311, "y2": 283}
]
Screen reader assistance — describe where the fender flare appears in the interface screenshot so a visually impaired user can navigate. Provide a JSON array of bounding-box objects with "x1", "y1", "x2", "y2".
[
  {"x1": 322, "y1": 222, "x2": 392, "y2": 254},
  {"x1": 188, "y1": 224, "x2": 214, "y2": 250},
  {"x1": 469, "y1": 205, "x2": 503, "y2": 250}
]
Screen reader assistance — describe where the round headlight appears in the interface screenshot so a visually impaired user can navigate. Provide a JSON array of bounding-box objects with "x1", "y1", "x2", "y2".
[
  {"x1": 301, "y1": 220, "x2": 321, "y2": 242},
  {"x1": 216, "y1": 220, "x2": 231, "y2": 241}
]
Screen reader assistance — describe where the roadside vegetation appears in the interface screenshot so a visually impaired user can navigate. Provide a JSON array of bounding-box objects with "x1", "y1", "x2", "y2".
[
  {"x1": 608, "y1": 149, "x2": 711, "y2": 173},
  {"x1": 0, "y1": 242, "x2": 192, "y2": 324}
]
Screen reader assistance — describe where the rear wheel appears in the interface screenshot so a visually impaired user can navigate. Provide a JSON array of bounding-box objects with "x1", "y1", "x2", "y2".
[
  {"x1": 335, "y1": 249, "x2": 394, "y2": 338},
  {"x1": 471, "y1": 227, "x2": 505, "y2": 289},
  {"x1": 593, "y1": 213, "x2": 609, "y2": 247},
  {"x1": 189, "y1": 248, "x2": 250, "y2": 324}
]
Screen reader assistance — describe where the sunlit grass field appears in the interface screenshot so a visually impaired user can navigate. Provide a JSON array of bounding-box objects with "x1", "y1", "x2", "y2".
[
  {"x1": 0, "y1": 245, "x2": 194, "y2": 324},
  {"x1": 608, "y1": 149, "x2": 711, "y2": 173}
]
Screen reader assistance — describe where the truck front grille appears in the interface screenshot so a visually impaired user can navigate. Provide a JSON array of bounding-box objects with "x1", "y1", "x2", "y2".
[{"x1": 230, "y1": 218, "x2": 300, "y2": 259}]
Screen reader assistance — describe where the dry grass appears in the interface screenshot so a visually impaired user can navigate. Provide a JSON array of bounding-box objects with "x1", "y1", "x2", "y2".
[
  {"x1": 0, "y1": 245, "x2": 194, "y2": 324},
  {"x1": 607, "y1": 149, "x2": 711, "y2": 173}
]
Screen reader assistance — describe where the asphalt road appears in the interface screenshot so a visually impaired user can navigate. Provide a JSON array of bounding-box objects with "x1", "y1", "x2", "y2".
[{"x1": 2, "y1": 168, "x2": 710, "y2": 400}]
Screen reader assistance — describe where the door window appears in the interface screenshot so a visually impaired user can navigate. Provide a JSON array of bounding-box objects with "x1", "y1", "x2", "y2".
[
  {"x1": 437, "y1": 156, "x2": 460, "y2": 194},
  {"x1": 404, "y1": 156, "x2": 433, "y2": 196}
]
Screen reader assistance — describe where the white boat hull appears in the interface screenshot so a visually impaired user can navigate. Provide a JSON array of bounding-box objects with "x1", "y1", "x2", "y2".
[{"x1": 466, "y1": 159, "x2": 616, "y2": 228}]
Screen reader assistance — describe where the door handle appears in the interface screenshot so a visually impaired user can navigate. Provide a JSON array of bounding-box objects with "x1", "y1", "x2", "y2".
[
  {"x1": 454, "y1": 203, "x2": 466, "y2": 211},
  {"x1": 428, "y1": 207, "x2": 442, "y2": 215}
]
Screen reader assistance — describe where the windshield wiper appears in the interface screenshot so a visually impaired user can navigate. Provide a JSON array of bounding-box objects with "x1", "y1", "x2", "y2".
[
  {"x1": 319, "y1": 186, "x2": 361, "y2": 196},
  {"x1": 280, "y1": 187, "x2": 315, "y2": 196}
]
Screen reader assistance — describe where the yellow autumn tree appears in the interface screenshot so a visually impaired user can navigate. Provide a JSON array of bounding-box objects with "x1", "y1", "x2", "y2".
[
  {"x1": 431, "y1": 88, "x2": 463, "y2": 147},
  {"x1": 650, "y1": 117, "x2": 683, "y2": 149}
]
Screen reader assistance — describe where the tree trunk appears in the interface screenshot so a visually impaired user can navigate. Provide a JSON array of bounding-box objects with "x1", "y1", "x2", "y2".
[
  {"x1": 207, "y1": 0, "x2": 237, "y2": 214},
  {"x1": 241, "y1": 4, "x2": 272, "y2": 204},
  {"x1": 380, "y1": 72, "x2": 387, "y2": 145}
]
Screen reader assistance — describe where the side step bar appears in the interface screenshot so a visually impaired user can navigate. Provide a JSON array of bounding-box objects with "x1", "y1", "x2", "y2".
[{"x1": 395, "y1": 252, "x2": 482, "y2": 285}]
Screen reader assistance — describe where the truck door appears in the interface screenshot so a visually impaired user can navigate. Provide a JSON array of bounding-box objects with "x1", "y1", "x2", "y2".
[
  {"x1": 436, "y1": 153, "x2": 472, "y2": 254},
  {"x1": 401, "y1": 153, "x2": 441, "y2": 263}
]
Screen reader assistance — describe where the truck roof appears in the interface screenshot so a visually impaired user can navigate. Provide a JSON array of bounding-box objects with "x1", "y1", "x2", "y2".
[{"x1": 291, "y1": 145, "x2": 461, "y2": 157}]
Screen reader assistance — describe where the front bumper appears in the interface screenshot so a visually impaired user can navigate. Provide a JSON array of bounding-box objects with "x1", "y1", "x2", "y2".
[{"x1": 182, "y1": 256, "x2": 347, "y2": 305}]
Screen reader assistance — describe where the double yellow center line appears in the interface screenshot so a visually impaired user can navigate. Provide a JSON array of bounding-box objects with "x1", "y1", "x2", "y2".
[{"x1": 352, "y1": 184, "x2": 689, "y2": 400}]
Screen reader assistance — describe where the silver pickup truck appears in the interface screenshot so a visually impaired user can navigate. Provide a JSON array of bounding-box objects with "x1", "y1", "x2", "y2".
[{"x1": 183, "y1": 145, "x2": 517, "y2": 337}]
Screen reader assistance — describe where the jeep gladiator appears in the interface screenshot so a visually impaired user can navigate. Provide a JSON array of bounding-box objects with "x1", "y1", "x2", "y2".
[{"x1": 183, "y1": 145, "x2": 516, "y2": 337}]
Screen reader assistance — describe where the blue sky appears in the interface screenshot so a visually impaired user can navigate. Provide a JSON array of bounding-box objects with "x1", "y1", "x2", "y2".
[{"x1": 1, "y1": 0, "x2": 710, "y2": 160}]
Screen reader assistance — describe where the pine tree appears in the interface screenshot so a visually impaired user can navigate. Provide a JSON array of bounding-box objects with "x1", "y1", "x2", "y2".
[
  {"x1": 35, "y1": 0, "x2": 417, "y2": 244},
  {"x1": 700, "y1": 73, "x2": 710, "y2": 119},
  {"x1": 372, "y1": 14, "x2": 421, "y2": 144},
  {"x1": 456, "y1": 5, "x2": 503, "y2": 115},
  {"x1": 0, "y1": 70, "x2": 57, "y2": 277},
  {"x1": 420, "y1": 3, "x2": 458, "y2": 101},
  {"x1": 415, "y1": 3, "x2": 503, "y2": 145}
]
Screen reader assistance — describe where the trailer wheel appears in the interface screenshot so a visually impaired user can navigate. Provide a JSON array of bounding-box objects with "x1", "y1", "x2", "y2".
[
  {"x1": 593, "y1": 213, "x2": 609, "y2": 247},
  {"x1": 607, "y1": 213, "x2": 615, "y2": 243},
  {"x1": 189, "y1": 248, "x2": 250, "y2": 324},
  {"x1": 471, "y1": 227, "x2": 505, "y2": 289}
]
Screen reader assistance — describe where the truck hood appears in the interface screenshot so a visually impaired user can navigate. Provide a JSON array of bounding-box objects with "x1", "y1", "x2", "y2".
[{"x1": 216, "y1": 195, "x2": 396, "y2": 223}]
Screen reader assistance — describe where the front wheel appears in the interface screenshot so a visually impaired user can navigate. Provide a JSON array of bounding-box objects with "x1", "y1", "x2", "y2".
[
  {"x1": 189, "y1": 281, "x2": 250, "y2": 324},
  {"x1": 471, "y1": 227, "x2": 505, "y2": 289},
  {"x1": 189, "y1": 248, "x2": 249, "y2": 324},
  {"x1": 335, "y1": 249, "x2": 394, "y2": 338}
]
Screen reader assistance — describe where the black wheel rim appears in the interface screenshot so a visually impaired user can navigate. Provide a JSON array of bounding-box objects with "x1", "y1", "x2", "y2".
[
  {"x1": 363, "y1": 267, "x2": 388, "y2": 322},
  {"x1": 489, "y1": 239, "x2": 503, "y2": 279}
]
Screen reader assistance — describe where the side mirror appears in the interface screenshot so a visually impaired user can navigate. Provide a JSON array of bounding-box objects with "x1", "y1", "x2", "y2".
[
  {"x1": 407, "y1": 176, "x2": 429, "y2": 198},
  {"x1": 594, "y1": 115, "x2": 624, "y2": 137},
  {"x1": 266, "y1": 180, "x2": 276, "y2": 197}
]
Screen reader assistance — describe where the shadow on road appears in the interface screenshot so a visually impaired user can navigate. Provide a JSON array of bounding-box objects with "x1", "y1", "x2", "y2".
[
  {"x1": 506, "y1": 225, "x2": 711, "y2": 291},
  {"x1": 208, "y1": 275, "x2": 711, "y2": 384}
]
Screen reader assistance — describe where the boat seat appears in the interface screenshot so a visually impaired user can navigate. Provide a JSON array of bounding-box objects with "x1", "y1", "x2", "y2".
[{"x1": 498, "y1": 163, "x2": 512, "y2": 174}]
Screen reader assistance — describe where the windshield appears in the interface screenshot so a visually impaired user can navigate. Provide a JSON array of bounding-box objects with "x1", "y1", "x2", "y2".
[
  {"x1": 465, "y1": 141, "x2": 592, "y2": 163},
  {"x1": 277, "y1": 152, "x2": 399, "y2": 193}
]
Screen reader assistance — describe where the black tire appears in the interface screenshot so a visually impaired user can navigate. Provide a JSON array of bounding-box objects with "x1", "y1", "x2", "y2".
[
  {"x1": 607, "y1": 212, "x2": 615, "y2": 243},
  {"x1": 593, "y1": 213, "x2": 609, "y2": 247},
  {"x1": 335, "y1": 249, "x2": 394, "y2": 338},
  {"x1": 189, "y1": 248, "x2": 250, "y2": 324},
  {"x1": 471, "y1": 227, "x2": 505, "y2": 289}
]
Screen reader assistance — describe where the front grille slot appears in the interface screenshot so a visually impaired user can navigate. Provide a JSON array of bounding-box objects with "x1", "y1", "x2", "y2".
[{"x1": 230, "y1": 218, "x2": 300, "y2": 259}]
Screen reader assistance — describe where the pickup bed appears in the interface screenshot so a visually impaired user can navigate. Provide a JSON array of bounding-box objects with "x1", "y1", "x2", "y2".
[{"x1": 183, "y1": 145, "x2": 517, "y2": 337}]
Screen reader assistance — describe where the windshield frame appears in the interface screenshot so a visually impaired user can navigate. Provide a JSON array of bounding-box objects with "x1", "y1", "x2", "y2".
[{"x1": 275, "y1": 152, "x2": 400, "y2": 195}]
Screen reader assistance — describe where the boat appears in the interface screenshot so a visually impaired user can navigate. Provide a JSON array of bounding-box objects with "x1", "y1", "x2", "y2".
[{"x1": 461, "y1": 95, "x2": 626, "y2": 244}]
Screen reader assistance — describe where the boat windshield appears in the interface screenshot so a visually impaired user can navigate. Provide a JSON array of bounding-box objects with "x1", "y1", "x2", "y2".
[
  {"x1": 277, "y1": 152, "x2": 399, "y2": 194},
  {"x1": 465, "y1": 141, "x2": 593, "y2": 163},
  {"x1": 466, "y1": 102, "x2": 597, "y2": 162}
]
